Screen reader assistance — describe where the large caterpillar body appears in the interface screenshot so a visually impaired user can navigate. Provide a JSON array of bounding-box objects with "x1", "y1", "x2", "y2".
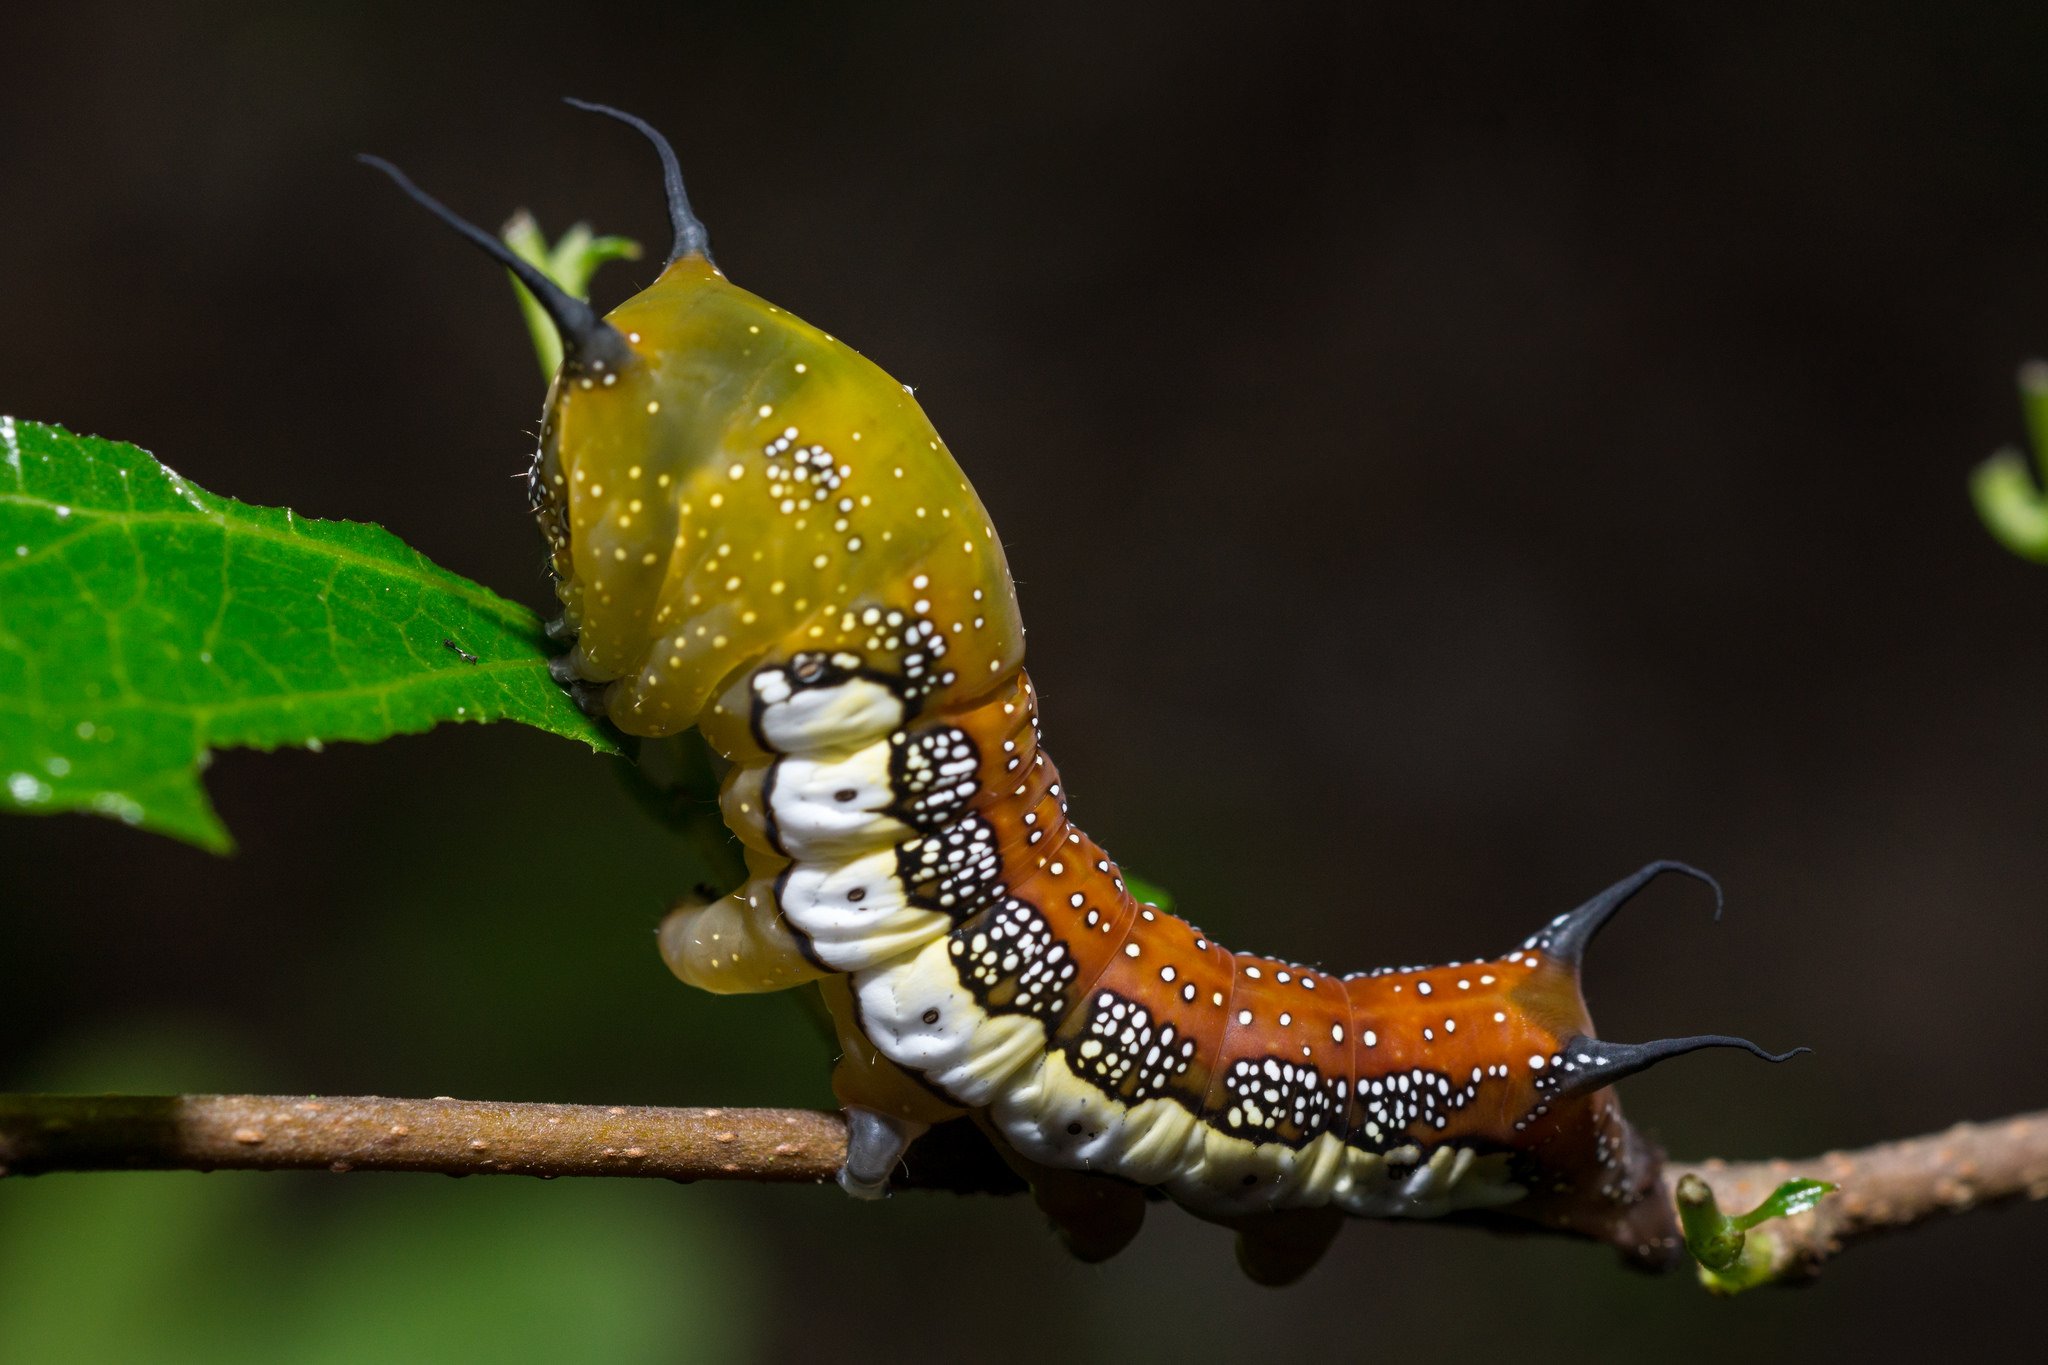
[{"x1": 368, "y1": 107, "x2": 1799, "y2": 1282}]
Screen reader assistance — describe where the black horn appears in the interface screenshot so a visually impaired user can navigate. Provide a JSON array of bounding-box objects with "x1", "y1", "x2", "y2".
[
  {"x1": 358, "y1": 154, "x2": 630, "y2": 372},
  {"x1": 1543, "y1": 1033, "x2": 1809, "y2": 1104},
  {"x1": 563, "y1": 99, "x2": 713, "y2": 267},
  {"x1": 1523, "y1": 860, "x2": 1723, "y2": 967}
]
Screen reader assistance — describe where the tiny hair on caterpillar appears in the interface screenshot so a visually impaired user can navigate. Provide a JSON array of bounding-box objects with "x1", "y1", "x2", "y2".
[{"x1": 362, "y1": 104, "x2": 1805, "y2": 1285}]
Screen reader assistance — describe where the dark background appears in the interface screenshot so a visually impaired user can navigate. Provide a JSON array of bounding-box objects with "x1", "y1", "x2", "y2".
[{"x1": 3, "y1": 1, "x2": 2045, "y2": 1358}]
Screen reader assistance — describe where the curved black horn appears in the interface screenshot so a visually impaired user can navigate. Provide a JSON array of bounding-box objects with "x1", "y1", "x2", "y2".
[
  {"x1": 1545, "y1": 1033, "x2": 1809, "y2": 1104},
  {"x1": 358, "y1": 154, "x2": 629, "y2": 372},
  {"x1": 1522, "y1": 860, "x2": 1723, "y2": 967},
  {"x1": 563, "y1": 99, "x2": 713, "y2": 267}
]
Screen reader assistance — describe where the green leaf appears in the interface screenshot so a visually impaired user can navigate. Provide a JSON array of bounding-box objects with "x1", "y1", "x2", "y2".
[
  {"x1": 0, "y1": 417, "x2": 616, "y2": 852},
  {"x1": 1727, "y1": 1176, "x2": 1837, "y2": 1230},
  {"x1": 1122, "y1": 873, "x2": 1176, "y2": 911},
  {"x1": 1971, "y1": 448, "x2": 2048, "y2": 562},
  {"x1": 1971, "y1": 361, "x2": 2048, "y2": 562}
]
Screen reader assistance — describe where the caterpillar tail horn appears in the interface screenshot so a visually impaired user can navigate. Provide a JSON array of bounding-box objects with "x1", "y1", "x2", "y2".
[
  {"x1": 1526, "y1": 859, "x2": 1724, "y2": 966},
  {"x1": 562, "y1": 99, "x2": 713, "y2": 267},
  {"x1": 1546, "y1": 1034, "x2": 1811, "y2": 1104},
  {"x1": 356, "y1": 153, "x2": 631, "y2": 372}
]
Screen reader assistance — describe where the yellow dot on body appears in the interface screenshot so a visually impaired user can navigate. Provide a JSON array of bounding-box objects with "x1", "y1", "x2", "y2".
[
  {"x1": 770, "y1": 580, "x2": 786, "y2": 594},
  {"x1": 794, "y1": 362, "x2": 807, "y2": 373},
  {"x1": 589, "y1": 485, "x2": 603, "y2": 497},
  {"x1": 712, "y1": 635, "x2": 728, "y2": 648},
  {"x1": 709, "y1": 493, "x2": 724, "y2": 507},
  {"x1": 647, "y1": 401, "x2": 661, "y2": 413},
  {"x1": 642, "y1": 553, "x2": 658, "y2": 565},
  {"x1": 813, "y1": 554, "x2": 829, "y2": 569},
  {"x1": 758, "y1": 405, "x2": 773, "y2": 417},
  {"x1": 613, "y1": 548, "x2": 627, "y2": 560},
  {"x1": 629, "y1": 499, "x2": 643, "y2": 512}
]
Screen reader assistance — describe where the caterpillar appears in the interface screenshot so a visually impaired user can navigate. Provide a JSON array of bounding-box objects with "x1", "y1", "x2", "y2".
[{"x1": 364, "y1": 105, "x2": 1803, "y2": 1284}]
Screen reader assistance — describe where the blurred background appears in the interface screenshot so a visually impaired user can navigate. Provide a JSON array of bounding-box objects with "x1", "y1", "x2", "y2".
[{"x1": 4, "y1": 0, "x2": 2046, "y2": 1358}]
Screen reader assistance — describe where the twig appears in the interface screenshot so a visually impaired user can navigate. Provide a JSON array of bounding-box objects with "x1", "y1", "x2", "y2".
[
  {"x1": 0, "y1": 1094, "x2": 1017, "y2": 1194},
  {"x1": 4, "y1": 1093, "x2": 2045, "y2": 1284},
  {"x1": 1669, "y1": 1110, "x2": 2048, "y2": 1283}
]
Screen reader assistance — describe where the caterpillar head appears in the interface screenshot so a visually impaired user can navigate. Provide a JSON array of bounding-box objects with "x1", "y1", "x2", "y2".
[{"x1": 365, "y1": 104, "x2": 1026, "y2": 748}]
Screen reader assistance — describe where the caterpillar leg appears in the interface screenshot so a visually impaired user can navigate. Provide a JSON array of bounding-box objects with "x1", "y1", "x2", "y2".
[
  {"x1": 982, "y1": 1128, "x2": 1148, "y2": 1263},
  {"x1": 657, "y1": 884, "x2": 826, "y2": 995},
  {"x1": 840, "y1": 1107, "x2": 930, "y2": 1200},
  {"x1": 545, "y1": 653, "x2": 609, "y2": 717},
  {"x1": 819, "y1": 977, "x2": 962, "y2": 1199},
  {"x1": 1225, "y1": 1207, "x2": 1346, "y2": 1286}
]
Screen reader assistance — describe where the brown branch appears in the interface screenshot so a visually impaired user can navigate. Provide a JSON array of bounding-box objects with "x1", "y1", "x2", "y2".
[
  {"x1": 4, "y1": 1093, "x2": 2044, "y2": 1285},
  {"x1": 0, "y1": 1094, "x2": 1018, "y2": 1194},
  {"x1": 1669, "y1": 1109, "x2": 2048, "y2": 1283}
]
